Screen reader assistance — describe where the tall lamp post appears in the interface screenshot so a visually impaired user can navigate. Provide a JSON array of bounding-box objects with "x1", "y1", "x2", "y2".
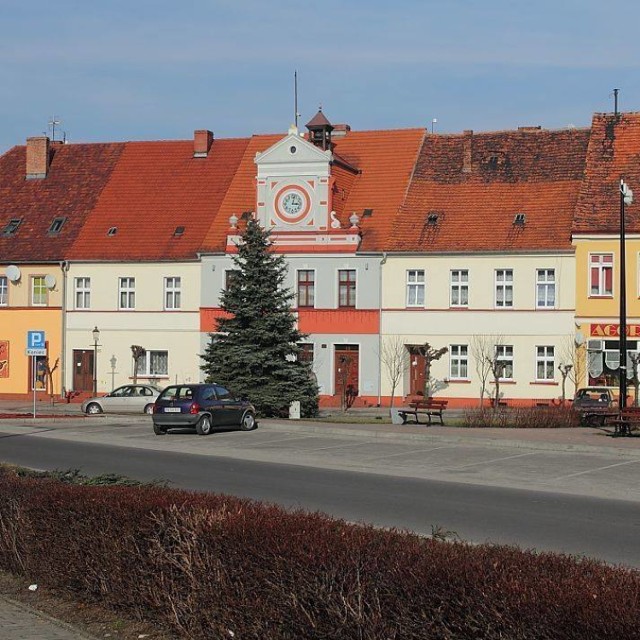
[
  {"x1": 92, "y1": 326, "x2": 100, "y2": 396},
  {"x1": 619, "y1": 180, "x2": 633, "y2": 410}
]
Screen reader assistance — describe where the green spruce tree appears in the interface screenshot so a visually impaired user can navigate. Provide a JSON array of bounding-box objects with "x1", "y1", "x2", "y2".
[{"x1": 201, "y1": 218, "x2": 319, "y2": 417}]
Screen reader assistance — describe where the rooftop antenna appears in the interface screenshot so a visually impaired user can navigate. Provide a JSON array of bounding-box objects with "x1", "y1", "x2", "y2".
[
  {"x1": 294, "y1": 70, "x2": 300, "y2": 128},
  {"x1": 613, "y1": 88, "x2": 620, "y2": 118},
  {"x1": 431, "y1": 118, "x2": 437, "y2": 134},
  {"x1": 48, "y1": 115, "x2": 61, "y2": 141}
]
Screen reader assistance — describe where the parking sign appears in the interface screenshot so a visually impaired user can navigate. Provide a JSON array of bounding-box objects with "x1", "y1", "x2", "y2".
[{"x1": 26, "y1": 331, "x2": 46, "y2": 356}]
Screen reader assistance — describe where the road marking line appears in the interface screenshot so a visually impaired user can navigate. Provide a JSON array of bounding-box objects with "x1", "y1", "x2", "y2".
[
  {"x1": 366, "y1": 445, "x2": 456, "y2": 461},
  {"x1": 546, "y1": 458, "x2": 640, "y2": 482},
  {"x1": 447, "y1": 451, "x2": 538, "y2": 469},
  {"x1": 300, "y1": 441, "x2": 376, "y2": 452}
]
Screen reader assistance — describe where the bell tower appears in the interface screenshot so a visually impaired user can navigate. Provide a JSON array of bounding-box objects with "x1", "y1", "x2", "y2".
[{"x1": 306, "y1": 108, "x2": 334, "y2": 151}]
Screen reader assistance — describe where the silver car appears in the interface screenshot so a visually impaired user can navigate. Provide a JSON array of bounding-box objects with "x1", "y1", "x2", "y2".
[{"x1": 82, "y1": 384, "x2": 162, "y2": 415}]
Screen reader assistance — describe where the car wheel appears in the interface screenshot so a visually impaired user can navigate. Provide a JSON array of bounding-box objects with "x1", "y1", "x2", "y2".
[
  {"x1": 144, "y1": 404, "x2": 154, "y2": 415},
  {"x1": 196, "y1": 415, "x2": 212, "y2": 436},
  {"x1": 85, "y1": 402, "x2": 103, "y2": 415},
  {"x1": 240, "y1": 411, "x2": 257, "y2": 431},
  {"x1": 153, "y1": 423, "x2": 166, "y2": 435}
]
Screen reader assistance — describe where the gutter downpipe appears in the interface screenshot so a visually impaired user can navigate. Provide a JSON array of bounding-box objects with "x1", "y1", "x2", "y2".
[
  {"x1": 60, "y1": 260, "x2": 69, "y2": 398},
  {"x1": 377, "y1": 252, "x2": 387, "y2": 407}
]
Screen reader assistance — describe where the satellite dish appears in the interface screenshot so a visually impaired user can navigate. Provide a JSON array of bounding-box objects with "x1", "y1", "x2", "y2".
[
  {"x1": 5, "y1": 265, "x2": 20, "y2": 282},
  {"x1": 44, "y1": 274, "x2": 56, "y2": 289}
]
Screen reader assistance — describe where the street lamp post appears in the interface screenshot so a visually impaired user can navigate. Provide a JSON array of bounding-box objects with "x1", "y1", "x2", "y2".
[
  {"x1": 92, "y1": 326, "x2": 100, "y2": 396},
  {"x1": 619, "y1": 180, "x2": 633, "y2": 410}
]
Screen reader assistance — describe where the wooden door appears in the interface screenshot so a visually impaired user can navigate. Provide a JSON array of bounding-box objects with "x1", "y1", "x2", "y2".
[
  {"x1": 409, "y1": 353, "x2": 426, "y2": 397},
  {"x1": 334, "y1": 345, "x2": 359, "y2": 401},
  {"x1": 73, "y1": 349, "x2": 94, "y2": 392}
]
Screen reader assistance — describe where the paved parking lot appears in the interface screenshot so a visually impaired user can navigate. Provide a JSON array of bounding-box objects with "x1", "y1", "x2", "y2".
[{"x1": 2, "y1": 414, "x2": 639, "y2": 503}]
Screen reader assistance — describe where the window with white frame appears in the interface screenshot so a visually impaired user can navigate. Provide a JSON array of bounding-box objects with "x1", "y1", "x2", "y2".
[
  {"x1": 495, "y1": 345, "x2": 514, "y2": 380},
  {"x1": 119, "y1": 277, "x2": 135, "y2": 310},
  {"x1": 31, "y1": 276, "x2": 47, "y2": 306},
  {"x1": 135, "y1": 350, "x2": 168, "y2": 377},
  {"x1": 590, "y1": 253, "x2": 613, "y2": 296},
  {"x1": 536, "y1": 345, "x2": 555, "y2": 381},
  {"x1": 164, "y1": 277, "x2": 181, "y2": 310},
  {"x1": 495, "y1": 269, "x2": 513, "y2": 308},
  {"x1": 406, "y1": 270, "x2": 425, "y2": 307},
  {"x1": 449, "y1": 344, "x2": 468, "y2": 379},
  {"x1": 0, "y1": 276, "x2": 7, "y2": 306},
  {"x1": 450, "y1": 269, "x2": 469, "y2": 307},
  {"x1": 74, "y1": 277, "x2": 90, "y2": 309},
  {"x1": 536, "y1": 269, "x2": 555, "y2": 308}
]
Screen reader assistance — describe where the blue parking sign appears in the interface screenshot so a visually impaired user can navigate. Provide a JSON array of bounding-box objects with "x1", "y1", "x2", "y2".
[{"x1": 27, "y1": 331, "x2": 46, "y2": 349}]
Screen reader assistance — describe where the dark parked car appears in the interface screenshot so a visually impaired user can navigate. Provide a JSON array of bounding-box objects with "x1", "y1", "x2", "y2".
[
  {"x1": 572, "y1": 387, "x2": 614, "y2": 426},
  {"x1": 152, "y1": 383, "x2": 257, "y2": 435}
]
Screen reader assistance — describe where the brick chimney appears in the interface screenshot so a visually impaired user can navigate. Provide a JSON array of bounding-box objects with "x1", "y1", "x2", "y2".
[
  {"x1": 193, "y1": 130, "x2": 214, "y2": 157},
  {"x1": 26, "y1": 136, "x2": 50, "y2": 179},
  {"x1": 462, "y1": 130, "x2": 473, "y2": 173}
]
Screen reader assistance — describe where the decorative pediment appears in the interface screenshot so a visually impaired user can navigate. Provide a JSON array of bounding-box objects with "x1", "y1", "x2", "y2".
[{"x1": 255, "y1": 128, "x2": 332, "y2": 173}]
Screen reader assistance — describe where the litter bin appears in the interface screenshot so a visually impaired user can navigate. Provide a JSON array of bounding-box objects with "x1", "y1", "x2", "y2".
[
  {"x1": 289, "y1": 400, "x2": 301, "y2": 420},
  {"x1": 390, "y1": 408, "x2": 404, "y2": 425}
]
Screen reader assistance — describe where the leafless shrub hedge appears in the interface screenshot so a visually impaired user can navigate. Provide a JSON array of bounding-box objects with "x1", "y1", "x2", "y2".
[
  {"x1": 0, "y1": 467, "x2": 638, "y2": 639},
  {"x1": 463, "y1": 404, "x2": 581, "y2": 428}
]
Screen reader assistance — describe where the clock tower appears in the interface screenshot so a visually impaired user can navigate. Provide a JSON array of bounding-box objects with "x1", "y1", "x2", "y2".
[{"x1": 255, "y1": 124, "x2": 334, "y2": 233}]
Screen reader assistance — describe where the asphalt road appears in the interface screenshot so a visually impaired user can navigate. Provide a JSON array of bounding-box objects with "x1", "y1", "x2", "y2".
[{"x1": 1, "y1": 418, "x2": 639, "y2": 568}]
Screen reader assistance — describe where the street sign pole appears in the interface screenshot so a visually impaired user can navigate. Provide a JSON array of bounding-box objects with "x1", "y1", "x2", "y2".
[{"x1": 32, "y1": 355, "x2": 36, "y2": 419}]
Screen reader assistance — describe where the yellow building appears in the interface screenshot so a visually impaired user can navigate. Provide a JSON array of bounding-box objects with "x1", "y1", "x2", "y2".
[{"x1": 573, "y1": 113, "x2": 640, "y2": 396}]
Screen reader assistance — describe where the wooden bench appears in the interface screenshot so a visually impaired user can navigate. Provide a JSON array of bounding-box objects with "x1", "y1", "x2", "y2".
[
  {"x1": 397, "y1": 398, "x2": 448, "y2": 426},
  {"x1": 607, "y1": 407, "x2": 640, "y2": 436}
]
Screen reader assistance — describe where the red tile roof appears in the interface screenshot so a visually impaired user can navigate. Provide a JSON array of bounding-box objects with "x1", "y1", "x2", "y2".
[
  {"x1": 0, "y1": 143, "x2": 123, "y2": 262},
  {"x1": 391, "y1": 128, "x2": 590, "y2": 252},
  {"x1": 69, "y1": 138, "x2": 250, "y2": 261},
  {"x1": 204, "y1": 128, "x2": 425, "y2": 253},
  {"x1": 574, "y1": 113, "x2": 640, "y2": 234}
]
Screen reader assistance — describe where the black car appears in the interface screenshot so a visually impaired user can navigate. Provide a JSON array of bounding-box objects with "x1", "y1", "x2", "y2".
[{"x1": 152, "y1": 383, "x2": 257, "y2": 435}]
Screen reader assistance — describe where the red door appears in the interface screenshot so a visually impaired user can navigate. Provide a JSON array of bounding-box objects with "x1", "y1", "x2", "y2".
[
  {"x1": 409, "y1": 353, "x2": 426, "y2": 397},
  {"x1": 334, "y1": 345, "x2": 359, "y2": 405},
  {"x1": 73, "y1": 350, "x2": 94, "y2": 392}
]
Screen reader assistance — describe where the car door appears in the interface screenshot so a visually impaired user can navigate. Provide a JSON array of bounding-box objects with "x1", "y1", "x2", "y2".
[
  {"x1": 199, "y1": 385, "x2": 225, "y2": 426},
  {"x1": 213, "y1": 384, "x2": 242, "y2": 426},
  {"x1": 126, "y1": 386, "x2": 148, "y2": 413},
  {"x1": 103, "y1": 385, "x2": 131, "y2": 412}
]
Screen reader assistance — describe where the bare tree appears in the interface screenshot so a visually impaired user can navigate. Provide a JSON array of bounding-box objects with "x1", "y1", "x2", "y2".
[
  {"x1": 471, "y1": 335, "x2": 494, "y2": 407},
  {"x1": 43, "y1": 357, "x2": 60, "y2": 405},
  {"x1": 410, "y1": 342, "x2": 448, "y2": 398},
  {"x1": 471, "y1": 334, "x2": 508, "y2": 409},
  {"x1": 558, "y1": 363, "x2": 573, "y2": 404},
  {"x1": 131, "y1": 345, "x2": 146, "y2": 384},
  {"x1": 380, "y1": 336, "x2": 406, "y2": 408},
  {"x1": 560, "y1": 334, "x2": 585, "y2": 396}
]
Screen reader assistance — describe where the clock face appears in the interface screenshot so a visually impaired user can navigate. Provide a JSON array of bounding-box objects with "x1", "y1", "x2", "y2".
[
  {"x1": 282, "y1": 192, "x2": 303, "y2": 215},
  {"x1": 274, "y1": 185, "x2": 311, "y2": 224}
]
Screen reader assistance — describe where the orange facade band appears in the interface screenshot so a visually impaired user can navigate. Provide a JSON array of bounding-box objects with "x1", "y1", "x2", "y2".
[{"x1": 590, "y1": 324, "x2": 640, "y2": 337}]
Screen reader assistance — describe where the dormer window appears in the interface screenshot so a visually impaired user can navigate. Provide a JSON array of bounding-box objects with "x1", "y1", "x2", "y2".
[
  {"x1": 173, "y1": 226, "x2": 185, "y2": 237},
  {"x1": 427, "y1": 212, "x2": 439, "y2": 225},
  {"x1": 513, "y1": 213, "x2": 526, "y2": 225},
  {"x1": 48, "y1": 217, "x2": 66, "y2": 234},
  {"x1": 3, "y1": 218, "x2": 22, "y2": 235},
  {"x1": 107, "y1": 227, "x2": 117, "y2": 236},
  {"x1": 362, "y1": 208, "x2": 373, "y2": 218}
]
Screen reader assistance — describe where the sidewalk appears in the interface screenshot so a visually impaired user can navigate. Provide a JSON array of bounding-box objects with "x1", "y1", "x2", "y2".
[{"x1": 0, "y1": 594, "x2": 96, "y2": 640}]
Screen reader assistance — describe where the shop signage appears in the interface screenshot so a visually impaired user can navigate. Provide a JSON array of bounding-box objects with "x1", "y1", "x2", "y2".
[{"x1": 590, "y1": 323, "x2": 640, "y2": 337}]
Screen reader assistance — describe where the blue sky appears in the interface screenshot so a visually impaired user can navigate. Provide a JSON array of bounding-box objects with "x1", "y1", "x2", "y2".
[{"x1": 2, "y1": 0, "x2": 639, "y2": 152}]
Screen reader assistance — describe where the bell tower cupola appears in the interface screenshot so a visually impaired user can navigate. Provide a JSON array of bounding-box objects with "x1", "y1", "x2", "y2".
[{"x1": 306, "y1": 107, "x2": 334, "y2": 150}]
